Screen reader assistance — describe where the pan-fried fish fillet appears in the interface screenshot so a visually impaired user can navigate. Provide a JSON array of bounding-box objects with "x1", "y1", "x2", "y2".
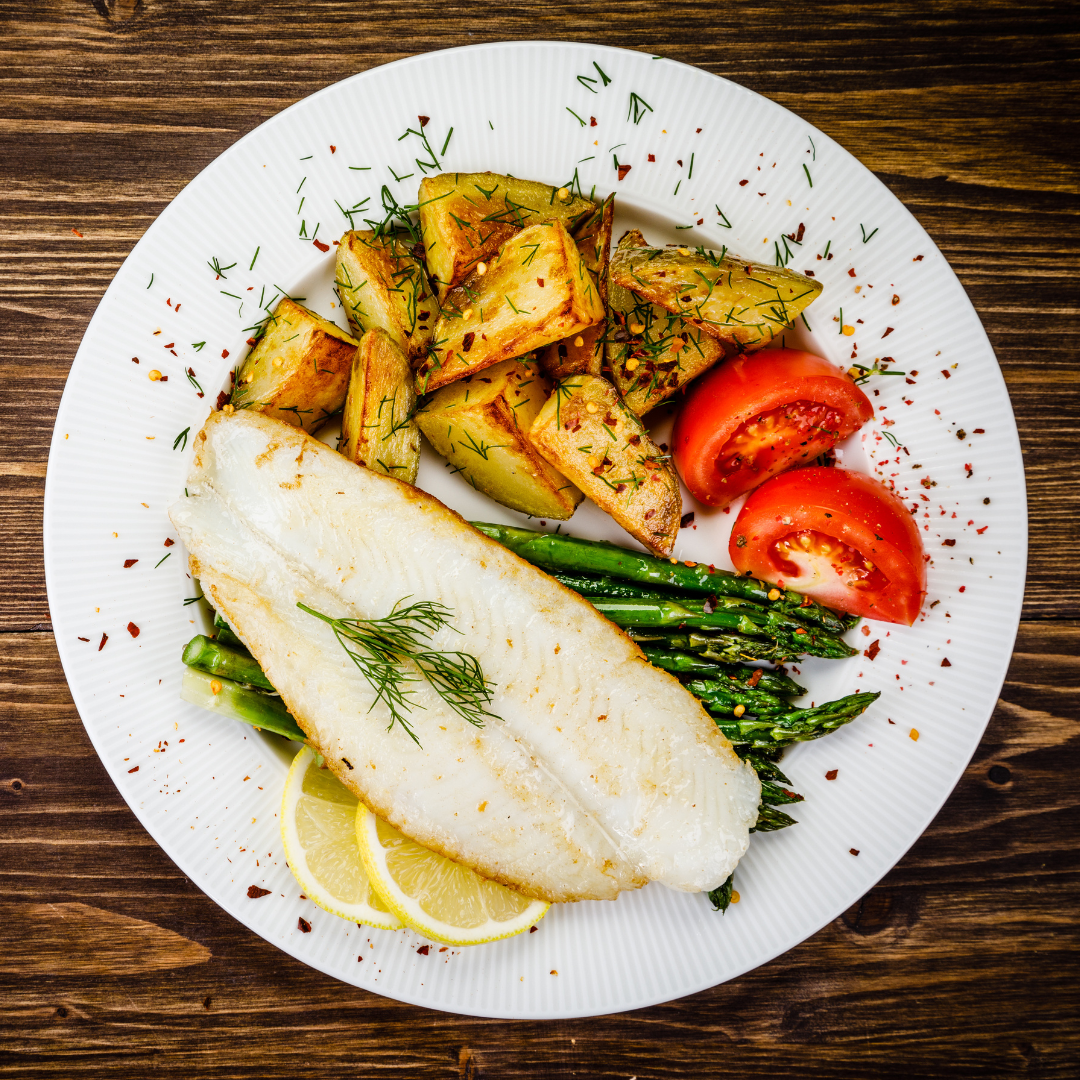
[{"x1": 169, "y1": 411, "x2": 759, "y2": 903}]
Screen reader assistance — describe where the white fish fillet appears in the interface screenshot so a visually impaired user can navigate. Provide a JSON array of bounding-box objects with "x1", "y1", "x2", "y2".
[{"x1": 169, "y1": 411, "x2": 760, "y2": 903}]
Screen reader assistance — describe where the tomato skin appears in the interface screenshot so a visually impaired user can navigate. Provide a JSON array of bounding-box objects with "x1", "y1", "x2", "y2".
[
  {"x1": 729, "y1": 466, "x2": 927, "y2": 626},
  {"x1": 673, "y1": 349, "x2": 873, "y2": 507}
]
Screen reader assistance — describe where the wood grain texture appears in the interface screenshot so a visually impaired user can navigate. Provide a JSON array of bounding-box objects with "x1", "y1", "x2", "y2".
[{"x1": 0, "y1": 1, "x2": 1077, "y2": 1076}]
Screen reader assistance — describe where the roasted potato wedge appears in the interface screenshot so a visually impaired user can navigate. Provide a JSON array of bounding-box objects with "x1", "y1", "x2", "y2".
[
  {"x1": 609, "y1": 244, "x2": 823, "y2": 352},
  {"x1": 607, "y1": 230, "x2": 728, "y2": 415},
  {"x1": 339, "y1": 328, "x2": 420, "y2": 484},
  {"x1": 418, "y1": 172, "x2": 595, "y2": 298},
  {"x1": 539, "y1": 194, "x2": 614, "y2": 381},
  {"x1": 335, "y1": 229, "x2": 439, "y2": 362},
  {"x1": 231, "y1": 297, "x2": 357, "y2": 433},
  {"x1": 417, "y1": 220, "x2": 605, "y2": 393},
  {"x1": 527, "y1": 375, "x2": 681, "y2": 555},
  {"x1": 415, "y1": 357, "x2": 582, "y2": 519}
]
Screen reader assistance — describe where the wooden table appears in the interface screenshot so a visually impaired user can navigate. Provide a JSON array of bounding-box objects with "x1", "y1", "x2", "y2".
[{"x1": 2, "y1": 2, "x2": 1077, "y2": 1075}]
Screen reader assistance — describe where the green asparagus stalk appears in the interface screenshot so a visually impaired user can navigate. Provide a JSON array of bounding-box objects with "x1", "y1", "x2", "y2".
[
  {"x1": 707, "y1": 873, "x2": 735, "y2": 913},
  {"x1": 553, "y1": 571, "x2": 676, "y2": 602},
  {"x1": 713, "y1": 691, "x2": 880, "y2": 750},
  {"x1": 212, "y1": 613, "x2": 247, "y2": 651},
  {"x1": 752, "y1": 805, "x2": 798, "y2": 832},
  {"x1": 590, "y1": 597, "x2": 856, "y2": 659},
  {"x1": 180, "y1": 668, "x2": 306, "y2": 742},
  {"x1": 685, "y1": 678, "x2": 792, "y2": 717},
  {"x1": 759, "y1": 780, "x2": 804, "y2": 807},
  {"x1": 742, "y1": 754, "x2": 794, "y2": 784},
  {"x1": 471, "y1": 521, "x2": 852, "y2": 633},
  {"x1": 630, "y1": 629, "x2": 802, "y2": 665},
  {"x1": 640, "y1": 647, "x2": 806, "y2": 695},
  {"x1": 182, "y1": 634, "x2": 275, "y2": 691}
]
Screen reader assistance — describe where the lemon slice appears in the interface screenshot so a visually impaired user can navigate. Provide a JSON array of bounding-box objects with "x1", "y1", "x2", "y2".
[
  {"x1": 355, "y1": 802, "x2": 550, "y2": 946},
  {"x1": 280, "y1": 746, "x2": 402, "y2": 930}
]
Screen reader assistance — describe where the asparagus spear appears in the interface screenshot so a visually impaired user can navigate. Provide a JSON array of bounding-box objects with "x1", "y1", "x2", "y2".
[
  {"x1": 707, "y1": 873, "x2": 734, "y2": 913},
  {"x1": 640, "y1": 647, "x2": 806, "y2": 695},
  {"x1": 212, "y1": 613, "x2": 247, "y2": 651},
  {"x1": 180, "y1": 668, "x2": 306, "y2": 742},
  {"x1": 182, "y1": 634, "x2": 275, "y2": 691},
  {"x1": 760, "y1": 780, "x2": 804, "y2": 807},
  {"x1": 752, "y1": 805, "x2": 798, "y2": 832},
  {"x1": 742, "y1": 754, "x2": 794, "y2": 784},
  {"x1": 553, "y1": 571, "x2": 676, "y2": 602},
  {"x1": 685, "y1": 678, "x2": 792, "y2": 717},
  {"x1": 630, "y1": 629, "x2": 803, "y2": 665},
  {"x1": 713, "y1": 692, "x2": 880, "y2": 750},
  {"x1": 590, "y1": 597, "x2": 857, "y2": 659},
  {"x1": 472, "y1": 521, "x2": 851, "y2": 633}
]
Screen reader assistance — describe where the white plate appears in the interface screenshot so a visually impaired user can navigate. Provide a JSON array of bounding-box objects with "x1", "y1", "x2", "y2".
[{"x1": 44, "y1": 41, "x2": 1026, "y2": 1019}]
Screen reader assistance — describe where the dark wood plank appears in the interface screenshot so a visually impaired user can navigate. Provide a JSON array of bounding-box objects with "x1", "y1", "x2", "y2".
[{"x1": 1, "y1": 1, "x2": 1077, "y2": 1074}]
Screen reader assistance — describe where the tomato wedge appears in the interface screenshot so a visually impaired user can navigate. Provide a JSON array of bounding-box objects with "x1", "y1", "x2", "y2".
[
  {"x1": 729, "y1": 466, "x2": 927, "y2": 625},
  {"x1": 672, "y1": 348, "x2": 873, "y2": 507}
]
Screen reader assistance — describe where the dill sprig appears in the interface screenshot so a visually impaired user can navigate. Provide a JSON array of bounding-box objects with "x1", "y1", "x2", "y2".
[{"x1": 298, "y1": 599, "x2": 498, "y2": 746}]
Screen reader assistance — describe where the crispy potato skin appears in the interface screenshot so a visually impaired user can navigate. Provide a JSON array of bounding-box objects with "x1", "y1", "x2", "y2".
[
  {"x1": 419, "y1": 172, "x2": 595, "y2": 298},
  {"x1": 609, "y1": 244, "x2": 823, "y2": 352},
  {"x1": 416, "y1": 357, "x2": 582, "y2": 519},
  {"x1": 231, "y1": 297, "x2": 357, "y2": 433},
  {"x1": 416, "y1": 220, "x2": 605, "y2": 393},
  {"x1": 607, "y1": 230, "x2": 729, "y2": 416},
  {"x1": 340, "y1": 328, "x2": 420, "y2": 484},
  {"x1": 335, "y1": 230, "x2": 438, "y2": 361},
  {"x1": 539, "y1": 195, "x2": 614, "y2": 381},
  {"x1": 527, "y1": 374, "x2": 681, "y2": 555}
]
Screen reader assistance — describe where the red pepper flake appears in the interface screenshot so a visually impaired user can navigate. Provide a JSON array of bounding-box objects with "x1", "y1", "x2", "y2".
[
  {"x1": 462, "y1": 332, "x2": 475, "y2": 353},
  {"x1": 418, "y1": 115, "x2": 430, "y2": 128},
  {"x1": 847, "y1": 268, "x2": 856, "y2": 278},
  {"x1": 128, "y1": 765, "x2": 139, "y2": 773},
  {"x1": 164, "y1": 538, "x2": 175, "y2": 547},
  {"x1": 313, "y1": 239, "x2": 330, "y2": 253},
  {"x1": 677, "y1": 159, "x2": 683, "y2": 167},
  {"x1": 536, "y1": 277, "x2": 544, "y2": 288},
  {"x1": 941, "y1": 658, "x2": 951, "y2": 667},
  {"x1": 959, "y1": 585, "x2": 966, "y2": 593},
  {"x1": 590, "y1": 117, "x2": 597, "y2": 127},
  {"x1": 825, "y1": 769, "x2": 838, "y2": 781},
  {"x1": 246, "y1": 337, "x2": 257, "y2": 347},
  {"x1": 739, "y1": 179, "x2": 749, "y2": 186},
  {"x1": 794, "y1": 627, "x2": 807, "y2": 635},
  {"x1": 914, "y1": 255, "x2": 924, "y2": 261},
  {"x1": 863, "y1": 639, "x2": 881, "y2": 661},
  {"x1": 72, "y1": 227, "x2": 84, "y2": 237},
  {"x1": 942, "y1": 539, "x2": 956, "y2": 547},
  {"x1": 617, "y1": 164, "x2": 632, "y2": 181},
  {"x1": 247, "y1": 885, "x2": 271, "y2": 899},
  {"x1": 78, "y1": 636, "x2": 89, "y2": 642},
  {"x1": 127, "y1": 622, "x2": 140, "y2": 638},
  {"x1": 747, "y1": 668, "x2": 763, "y2": 688},
  {"x1": 882, "y1": 327, "x2": 894, "y2": 338},
  {"x1": 297, "y1": 917, "x2": 312, "y2": 933},
  {"x1": 941, "y1": 369, "x2": 951, "y2": 379},
  {"x1": 648, "y1": 153, "x2": 655, "y2": 162},
  {"x1": 416, "y1": 944, "x2": 430, "y2": 955},
  {"x1": 696, "y1": 127, "x2": 702, "y2": 133},
  {"x1": 758, "y1": 192, "x2": 766, "y2": 197},
  {"x1": 329, "y1": 145, "x2": 336, "y2": 154},
  {"x1": 795, "y1": 222, "x2": 805, "y2": 242},
  {"x1": 123, "y1": 558, "x2": 138, "y2": 568},
  {"x1": 529, "y1": 926, "x2": 538, "y2": 933},
  {"x1": 222, "y1": 349, "x2": 230, "y2": 359},
  {"x1": 215, "y1": 391, "x2": 230, "y2": 411},
  {"x1": 973, "y1": 428, "x2": 985, "y2": 434},
  {"x1": 849, "y1": 848, "x2": 860, "y2": 856},
  {"x1": 132, "y1": 357, "x2": 139, "y2": 364},
  {"x1": 977, "y1": 525, "x2": 988, "y2": 534},
  {"x1": 357, "y1": 955, "x2": 363, "y2": 962},
  {"x1": 98, "y1": 632, "x2": 108, "y2": 651},
  {"x1": 697, "y1": 217, "x2": 704, "y2": 225}
]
